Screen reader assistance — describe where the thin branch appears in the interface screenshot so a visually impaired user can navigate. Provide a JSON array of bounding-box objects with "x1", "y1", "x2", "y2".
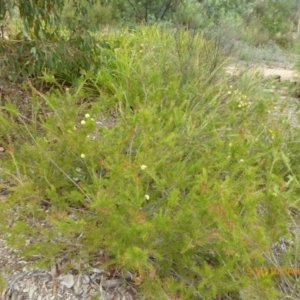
[
  {"x1": 160, "y1": 0, "x2": 174, "y2": 20},
  {"x1": 125, "y1": 0, "x2": 140, "y2": 18}
]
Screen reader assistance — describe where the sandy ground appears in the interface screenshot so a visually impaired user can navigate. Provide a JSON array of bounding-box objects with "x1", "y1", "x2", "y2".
[
  {"x1": 226, "y1": 64, "x2": 300, "y2": 81},
  {"x1": 226, "y1": 53, "x2": 300, "y2": 82},
  {"x1": 259, "y1": 67, "x2": 300, "y2": 81}
]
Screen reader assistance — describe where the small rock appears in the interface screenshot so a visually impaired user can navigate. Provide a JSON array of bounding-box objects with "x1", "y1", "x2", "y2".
[{"x1": 60, "y1": 274, "x2": 75, "y2": 289}]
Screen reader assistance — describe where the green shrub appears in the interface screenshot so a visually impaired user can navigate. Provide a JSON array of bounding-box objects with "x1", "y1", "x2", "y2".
[
  {"x1": 251, "y1": 0, "x2": 296, "y2": 38},
  {"x1": 62, "y1": 0, "x2": 116, "y2": 29},
  {"x1": 172, "y1": 0, "x2": 297, "y2": 48},
  {"x1": 0, "y1": 25, "x2": 299, "y2": 298},
  {"x1": 173, "y1": 0, "x2": 210, "y2": 30},
  {"x1": 0, "y1": 33, "x2": 112, "y2": 84}
]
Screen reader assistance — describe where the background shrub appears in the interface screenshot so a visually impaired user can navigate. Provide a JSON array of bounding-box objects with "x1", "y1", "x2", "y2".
[
  {"x1": 62, "y1": 0, "x2": 117, "y2": 29},
  {"x1": 0, "y1": 32, "x2": 113, "y2": 84}
]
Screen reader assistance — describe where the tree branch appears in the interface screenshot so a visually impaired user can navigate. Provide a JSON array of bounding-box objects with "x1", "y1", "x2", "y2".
[{"x1": 160, "y1": 0, "x2": 175, "y2": 20}]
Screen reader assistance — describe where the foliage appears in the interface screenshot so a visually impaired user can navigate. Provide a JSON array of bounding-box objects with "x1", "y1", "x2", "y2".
[
  {"x1": 173, "y1": 0, "x2": 209, "y2": 30},
  {"x1": 2, "y1": 0, "x2": 298, "y2": 44},
  {"x1": 173, "y1": 0, "x2": 298, "y2": 46},
  {"x1": 0, "y1": 34, "x2": 110, "y2": 83},
  {"x1": 62, "y1": 0, "x2": 117, "y2": 29},
  {"x1": 1, "y1": 26, "x2": 299, "y2": 298},
  {"x1": 110, "y1": 0, "x2": 181, "y2": 23},
  {"x1": 0, "y1": 2, "x2": 116, "y2": 83},
  {"x1": 0, "y1": 0, "x2": 97, "y2": 38},
  {"x1": 197, "y1": 0, "x2": 250, "y2": 22},
  {"x1": 251, "y1": 0, "x2": 297, "y2": 37}
]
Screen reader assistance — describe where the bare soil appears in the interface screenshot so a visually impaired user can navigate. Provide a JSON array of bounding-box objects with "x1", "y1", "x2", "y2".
[{"x1": 226, "y1": 51, "x2": 300, "y2": 82}]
